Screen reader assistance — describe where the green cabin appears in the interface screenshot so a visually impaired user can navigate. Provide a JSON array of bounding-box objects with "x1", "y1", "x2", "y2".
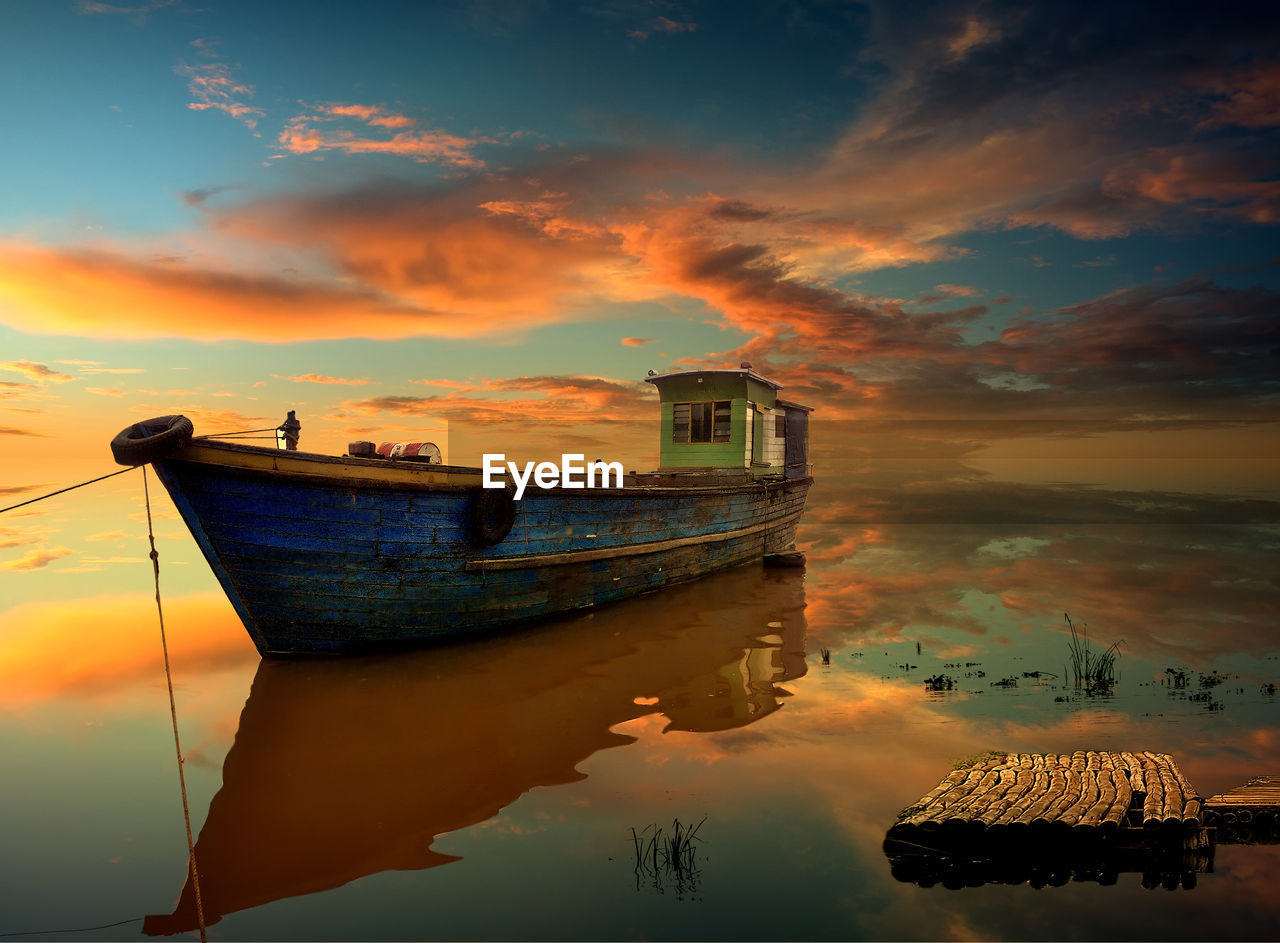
[{"x1": 645, "y1": 365, "x2": 813, "y2": 478}]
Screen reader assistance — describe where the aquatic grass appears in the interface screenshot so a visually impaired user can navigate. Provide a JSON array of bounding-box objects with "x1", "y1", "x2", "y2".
[
  {"x1": 1064, "y1": 613, "x2": 1123, "y2": 694},
  {"x1": 630, "y1": 817, "x2": 706, "y2": 896}
]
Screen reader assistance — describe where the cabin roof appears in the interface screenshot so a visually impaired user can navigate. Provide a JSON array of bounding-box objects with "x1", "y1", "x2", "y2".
[
  {"x1": 643, "y1": 367, "x2": 784, "y2": 391},
  {"x1": 776, "y1": 398, "x2": 814, "y2": 413}
]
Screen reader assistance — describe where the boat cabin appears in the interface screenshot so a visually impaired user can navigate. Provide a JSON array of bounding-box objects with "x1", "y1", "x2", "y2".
[{"x1": 645, "y1": 365, "x2": 812, "y2": 478}]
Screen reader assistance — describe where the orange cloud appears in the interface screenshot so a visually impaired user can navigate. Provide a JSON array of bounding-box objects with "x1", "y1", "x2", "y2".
[
  {"x1": 212, "y1": 179, "x2": 637, "y2": 324},
  {"x1": 341, "y1": 374, "x2": 658, "y2": 465},
  {"x1": 1122, "y1": 151, "x2": 1280, "y2": 223},
  {"x1": 276, "y1": 102, "x2": 484, "y2": 167},
  {"x1": 0, "y1": 546, "x2": 73, "y2": 571},
  {"x1": 621, "y1": 337, "x2": 656, "y2": 346},
  {"x1": 0, "y1": 244, "x2": 498, "y2": 341},
  {"x1": 282, "y1": 373, "x2": 370, "y2": 386},
  {"x1": 127, "y1": 404, "x2": 275, "y2": 434},
  {"x1": 346, "y1": 374, "x2": 653, "y2": 424},
  {"x1": 177, "y1": 60, "x2": 264, "y2": 129},
  {"x1": 310, "y1": 102, "x2": 418, "y2": 129},
  {"x1": 0, "y1": 360, "x2": 73, "y2": 382}
]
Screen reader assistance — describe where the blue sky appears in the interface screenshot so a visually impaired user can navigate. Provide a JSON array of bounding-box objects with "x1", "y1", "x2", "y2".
[{"x1": 0, "y1": 0, "x2": 1277, "y2": 445}]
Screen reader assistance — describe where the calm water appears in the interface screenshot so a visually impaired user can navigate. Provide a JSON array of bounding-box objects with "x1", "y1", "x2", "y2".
[{"x1": 2, "y1": 424, "x2": 1279, "y2": 940}]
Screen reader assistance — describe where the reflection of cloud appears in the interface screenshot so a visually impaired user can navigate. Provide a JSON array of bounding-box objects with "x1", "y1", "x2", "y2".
[
  {"x1": 801, "y1": 508, "x2": 1279, "y2": 672},
  {"x1": 0, "y1": 593, "x2": 256, "y2": 704}
]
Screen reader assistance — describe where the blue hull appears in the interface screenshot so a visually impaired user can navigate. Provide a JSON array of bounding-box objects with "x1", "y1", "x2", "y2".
[{"x1": 154, "y1": 442, "x2": 810, "y2": 654}]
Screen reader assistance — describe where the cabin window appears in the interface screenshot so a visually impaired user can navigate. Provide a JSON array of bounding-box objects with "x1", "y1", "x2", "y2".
[
  {"x1": 672, "y1": 401, "x2": 732, "y2": 443},
  {"x1": 775, "y1": 414, "x2": 786, "y2": 438},
  {"x1": 713, "y1": 401, "x2": 732, "y2": 441}
]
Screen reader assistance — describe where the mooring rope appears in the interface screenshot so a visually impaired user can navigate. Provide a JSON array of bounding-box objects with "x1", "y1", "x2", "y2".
[
  {"x1": 142, "y1": 467, "x2": 208, "y2": 943},
  {"x1": 197, "y1": 425, "x2": 283, "y2": 438},
  {"x1": 0, "y1": 467, "x2": 136, "y2": 515}
]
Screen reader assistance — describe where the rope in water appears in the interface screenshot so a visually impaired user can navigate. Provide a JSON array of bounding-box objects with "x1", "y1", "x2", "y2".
[
  {"x1": 143, "y1": 467, "x2": 208, "y2": 943},
  {"x1": 0, "y1": 467, "x2": 136, "y2": 515},
  {"x1": 0, "y1": 916, "x2": 143, "y2": 938}
]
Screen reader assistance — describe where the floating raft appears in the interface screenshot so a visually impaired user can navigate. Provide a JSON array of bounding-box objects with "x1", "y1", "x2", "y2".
[
  {"x1": 1203, "y1": 776, "x2": 1280, "y2": 843},
  {"x1": 890, "y1": 751, "x2": 1202, "y2": 836}
]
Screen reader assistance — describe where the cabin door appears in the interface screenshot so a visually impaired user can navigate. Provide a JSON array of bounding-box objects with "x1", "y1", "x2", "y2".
[
  {"x1": 784, "y1": 409, "x2": 808, "y2": 478},
  {"x1": 751, "y1": 405, "x2": 764, "y2": 464}
]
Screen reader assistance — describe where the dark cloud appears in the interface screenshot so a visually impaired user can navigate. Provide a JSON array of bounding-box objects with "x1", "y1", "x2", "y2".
[
  {"x1": 705, "y1": 200, "x2": 775, "y2": 222},
  {"x1": 688, "y1": 274, "x2": 1279, "y2": 421},
  {"x1": 997, "y1": 278, "x2": 1280, "y2": 407},
  {"x1": 182, "y1": 186, "x2": 233, "y2": 208},
  {"x1": 815, "y1": 0, "x2": 1280, "y2": 240}
]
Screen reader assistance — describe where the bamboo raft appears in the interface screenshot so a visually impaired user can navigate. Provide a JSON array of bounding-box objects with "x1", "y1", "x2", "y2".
[
  {"x1": 889, "y1": 751, "x2": 1202, "y2": 836},
  {"x1": 885, "y1": 751, "x2": 1215, "y2": 891},
  {"x1": 1203, "y1": 776, "x2": 1280, "y2": 843}
]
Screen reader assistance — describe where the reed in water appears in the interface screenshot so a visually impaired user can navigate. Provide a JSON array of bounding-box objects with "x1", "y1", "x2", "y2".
[{"x1": 1065, "y1": 613, "x2": 1122, "y2": 693}]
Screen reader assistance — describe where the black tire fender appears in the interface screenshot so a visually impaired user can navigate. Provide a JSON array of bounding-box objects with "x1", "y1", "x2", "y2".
[
  {"x1": 110, "y1": 414, "x2": 195, "y2": 466},
  {"x1": 470, "y1": 486, "x2": 517, "y2": 545}
]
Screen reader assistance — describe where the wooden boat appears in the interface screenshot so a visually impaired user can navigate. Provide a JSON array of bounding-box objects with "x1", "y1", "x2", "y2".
[{"x1": 111, "y1": 367, "x2": 813, "y2": 654}]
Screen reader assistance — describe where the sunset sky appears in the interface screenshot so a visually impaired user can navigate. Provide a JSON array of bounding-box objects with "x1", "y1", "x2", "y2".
[
  {"x1": 4, "y1": 8, "x2": 1280, "y2": 931},
  {"x1": 2, "y1": 0, "x2": 1277, "y2": 446}
]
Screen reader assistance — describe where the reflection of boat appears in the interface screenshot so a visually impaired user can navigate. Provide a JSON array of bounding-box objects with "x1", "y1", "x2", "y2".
[
  {"x1": 143, "y1": 565, "x2": 807, "y2": 935},
  {"x1": 111, "y1": 367, "x2": 813, "y2": 654}
]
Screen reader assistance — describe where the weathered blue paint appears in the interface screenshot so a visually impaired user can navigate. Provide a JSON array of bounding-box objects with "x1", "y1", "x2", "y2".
[{"x1": 153, "y1": 447, "x2": 811, "y2": 654}]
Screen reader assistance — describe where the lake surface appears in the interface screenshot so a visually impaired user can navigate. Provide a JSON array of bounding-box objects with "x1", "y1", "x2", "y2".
[{"x1": 2, "y1": 422, "x2": 1278, "y2": 940}]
